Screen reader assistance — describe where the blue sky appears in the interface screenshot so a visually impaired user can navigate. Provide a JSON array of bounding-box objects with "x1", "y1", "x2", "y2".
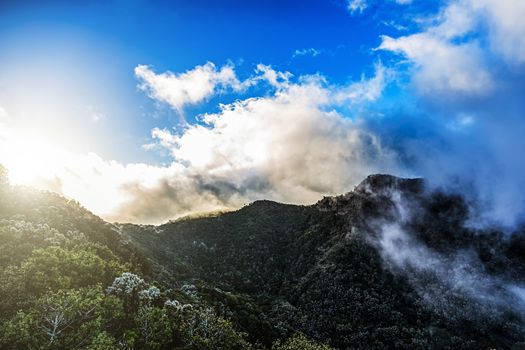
[
  {"x1": 0, "y1": 0, "x2": 428, "y2": 162},
  {"x1": 1, "y1": 0, "x2": 525, "y2": 226}
]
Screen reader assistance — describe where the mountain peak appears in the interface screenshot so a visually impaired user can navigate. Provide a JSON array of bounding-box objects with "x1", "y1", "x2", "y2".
[
  {"x1": 354, "y1": 174, "x2": 424, "y2": 195},
  {"x1": 316, "y1": 174, "x2": 424, "y2": 216}
]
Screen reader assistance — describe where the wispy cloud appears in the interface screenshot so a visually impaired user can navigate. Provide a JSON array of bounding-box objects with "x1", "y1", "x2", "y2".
[
  {"x1": 346, "y1": 0, "x2": 368, "y2": 14},
  {"x1": 292, "y1": 48, "x2": 323, "y2": 58},
  {"x1": 346, "y1": 0, "x2": 411, "y2": 15},
  {"x1": 372, "y1": 0, "x2": 525, "y2": 229},
  {"x1": 379, "y1": 33, "x2": 492, "y2": 95},
  {"x1": 332, "y1": 62, "x2": 393, "y2": 104},
  {"x1": 371, "y1": 189, "x2": 525, "y2": 324}
]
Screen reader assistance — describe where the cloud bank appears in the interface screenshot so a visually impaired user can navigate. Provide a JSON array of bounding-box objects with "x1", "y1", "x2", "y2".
[
  {"x1": 374, "y1": 0, "x2": 525, "y2": 229},
  {"x1": 2, "y1": 0, "x2": 525, "y2": 229},
  {"x1": 115, "y1": 63, "x2": 399, "y2": 223},
  {"x1": 1, "y1": 63, "x2": 398, "y2": 224}
]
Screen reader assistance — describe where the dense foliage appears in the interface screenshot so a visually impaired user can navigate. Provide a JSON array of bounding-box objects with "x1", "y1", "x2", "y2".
[
  {"x1": 123, "y1": 175, "x2": 525, "y2": 349},
  {"x1": 0, "y1": 166, "x2": 325, "y2": 349},
  {"x1": 3, "y1": 165, "x2": 525, "y2": 349}
]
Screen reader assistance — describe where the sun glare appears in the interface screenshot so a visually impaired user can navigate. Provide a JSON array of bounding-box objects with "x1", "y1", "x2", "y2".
[
  {"x1": 0, "y1": 131, "x2": 66, "y2": 186},
  {"x1": 0, "y1": 129, "x2": 138, "y2": 218}
]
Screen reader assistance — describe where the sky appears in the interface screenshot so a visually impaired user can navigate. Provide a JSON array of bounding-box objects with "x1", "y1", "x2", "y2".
[{"x1": 0, "y1": 0, "x2": 524, "y2": 226}]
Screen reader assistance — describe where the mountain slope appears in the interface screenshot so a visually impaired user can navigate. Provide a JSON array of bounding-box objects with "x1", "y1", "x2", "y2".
[
  {"x1": 121, "y1": 174, "x2": 525, "y2": 349},
  {"x1": 0, "y1": 177, "x2": 264, "y2": 349},
  {"x1": 2, "y1": 172, "x2": 525, "y2": 349}
]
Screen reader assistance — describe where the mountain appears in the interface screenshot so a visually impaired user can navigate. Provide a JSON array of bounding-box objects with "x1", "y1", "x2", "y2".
[
  {"x1": 121, "y1": 174, "x2": 525, "y2": 349},
  {"x1": 1, "y1": 172, "x2": 525, "y2": 349}
]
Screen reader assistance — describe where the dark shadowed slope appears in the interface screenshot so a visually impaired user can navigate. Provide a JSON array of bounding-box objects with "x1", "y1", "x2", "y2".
[
  {"x1": 121, "y1": 174, "x2": 525, "y2": 349},
  {"x1": 2, "y1": 171, "x2": 525, "y2": 349}
]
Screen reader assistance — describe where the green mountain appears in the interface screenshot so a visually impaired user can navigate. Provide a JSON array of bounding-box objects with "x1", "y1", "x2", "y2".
[{"x1": 1, "y1": 171, "x2": 525, "y2": 349}]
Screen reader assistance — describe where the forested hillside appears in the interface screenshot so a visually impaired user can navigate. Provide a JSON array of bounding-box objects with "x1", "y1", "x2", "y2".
[
  {"x1": 2, "y1": 167, "x2": 525, "y2": 349},
  {"x1": 122, "y1": 175, "x2": 525, "y2": 349},
  {"x1": 0, "y1": 168, "x2": 328, "y2": 349}
]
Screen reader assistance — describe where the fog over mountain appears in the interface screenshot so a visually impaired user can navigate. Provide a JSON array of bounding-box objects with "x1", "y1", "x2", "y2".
[
  {"x1": 1, "y1": 0, "x2": 525, "y2": 349},
  {"x1": 1, "y1": 0, "x2": 524, "y2": 227},
  {"x1": 3, "y1": 172, "x2": 525, "y2": 348},
  {"x1": 117, "y1": 174, "x2": 525, "y2": 348}
]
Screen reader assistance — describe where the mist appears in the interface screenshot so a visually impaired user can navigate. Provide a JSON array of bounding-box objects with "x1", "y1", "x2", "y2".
[
  {"x1": 1, "y1": 0, "x2": 525, "y2": 229},
  {"x1": 366, "y1": 184, "x2": 525, "y2": 329},
  {"x1": 113, "y1": 0, "x2": 525, "y2": 227}
]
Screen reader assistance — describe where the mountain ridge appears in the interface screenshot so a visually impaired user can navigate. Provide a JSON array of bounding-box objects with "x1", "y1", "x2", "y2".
[
  {"x1": 120, "y1": 173, "x2": 525, "y2": 349},
  {"x1": 2, "y1": 172, "x2": 525, "y2": 348}
]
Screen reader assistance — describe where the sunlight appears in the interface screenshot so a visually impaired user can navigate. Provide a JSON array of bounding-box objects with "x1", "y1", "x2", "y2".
[
  {"x1": 0, "y1": 128, "x2": 165, "y2": 219},
  {"x1": 0, "y1": 131, "x2": 65, "y2": 186},
  {"x1": 0, "y1": 130, "x2": 121, "y2": 215}
]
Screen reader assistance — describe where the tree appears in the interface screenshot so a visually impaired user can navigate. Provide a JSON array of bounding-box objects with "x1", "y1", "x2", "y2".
[
  {"x1": 272, "y1": 333, "x2": 334, "y2": 350},
  {"x1": 86, "y1": 332, "x2": 118, "y2": 350},
  {"x1": 134, "y1": 305, "x2": 172, "y2": 349},
  {"x1": 0, "y1": 286, "x2": 123, "y2": 350},
  {"x1": 16, "y1": 245, "x2": 126, "y2": 296},
  {"x1": 179, "y1": 307, "x2": 252, "y2": 350},
  {"x1": 107, "y1": 272, "x2": 147, "y2": 312}
]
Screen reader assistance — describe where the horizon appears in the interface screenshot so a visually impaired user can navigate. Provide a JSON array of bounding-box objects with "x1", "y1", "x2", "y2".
[{"x1": 1, "y1": 0, "x2": 525, "y2": 226}]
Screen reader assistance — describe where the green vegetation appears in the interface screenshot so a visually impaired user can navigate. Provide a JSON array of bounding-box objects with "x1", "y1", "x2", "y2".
[
  {"x1": 272, "y1": 333, "x2": 334, "y2": 350},
  {"x1": 0, "y1": 168, "x2": 326, "y2": 349},
  {"x1": 122, "y1": 175, "x2": 525, "y2": 349},
  {"x1": 1, "y1": 169, "x2": 525, "y2": 349}
]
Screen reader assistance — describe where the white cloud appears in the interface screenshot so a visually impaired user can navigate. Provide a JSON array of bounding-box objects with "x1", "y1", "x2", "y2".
[
  {"x1": 378, "y1": 0, "x2": 496, "y2": 95},
  {"x1": 347, "y1": 0, "x2": 368, "y2": 14},
  {"x1": 253, "y1": 64, "x2": 293, "y2": 89},
  {"x1": 378, "y1": 0, "x2": 525, "y2": 96},
  {"x1": 0, "y1": 129, "x2": 232, "y2": 223},
  {"x1": 135, "y1": 62, "x2": 248, "y2": 113},
  {"x1": 333, "y1": 62, "x2": 393, "y2": 104},
  {"x1": 379, "y1": 33, "x2": 492, "y2": 94},
  {"x1": 292, "y1": 48, "x2": 323, "y2": 58},
  {"x1": 395, "y1": 0, "x2": 412, "y2": 4},
  {"x1": 0, "y1": 63, "x2": 398, "y2": 224},
  {"x1": 470, "y1": 0, "x2": 525, "y2": 64},
  {"x1": 136, "y1": 65, "x2": 399, "y2": 222}
]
